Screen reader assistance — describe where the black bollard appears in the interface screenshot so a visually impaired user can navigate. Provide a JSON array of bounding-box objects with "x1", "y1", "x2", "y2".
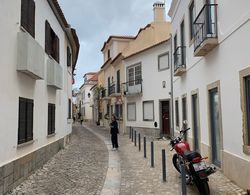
[
  {"x1": 162, "y1": 149, "x2": 166, "y2": 182},
  {"x1": 151, "y1": 141, "x2": 154, "y2": 168},
  {"x1": 138, "y1": 133, "x2": 141, "y2": 151},
  {"x1": 134, "y1": 131, "x2": 137, "y2": 146},
  {"x1": 144, "y1": 137, "x2": 146, "y2": 158},
  {"x1": 132, "y1": 128, "x2": 133, "y2": 142},
  {"x1": 181, "y1": 164, "x2": 187, "y2": 195}
]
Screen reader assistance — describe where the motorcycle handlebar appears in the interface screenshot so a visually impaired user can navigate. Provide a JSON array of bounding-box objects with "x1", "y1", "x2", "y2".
[{"x1": 180, "y1": 128, "x2": 190, "y2": 134}]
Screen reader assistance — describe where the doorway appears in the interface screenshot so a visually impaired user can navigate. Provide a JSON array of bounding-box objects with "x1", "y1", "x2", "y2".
[
  {"x1": 161, "y1": 101, "x2": 170, "y2": 136},
  {"x1": 209, "y1": 87, "x2": 221, "y2": 167}
]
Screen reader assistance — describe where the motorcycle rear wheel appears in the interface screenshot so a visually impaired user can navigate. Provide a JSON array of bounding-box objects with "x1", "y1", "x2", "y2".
[
  {"x1": 195, "y1": 180, "x2": 210, "y2": 195},
  {"x1": 172, "y1": 154, "x2": 181, "y2": 173}
]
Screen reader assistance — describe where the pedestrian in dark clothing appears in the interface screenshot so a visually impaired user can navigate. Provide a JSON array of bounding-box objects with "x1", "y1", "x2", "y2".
[{"x1": 110, "y1": 115, "x2": 119, "y2": 150}]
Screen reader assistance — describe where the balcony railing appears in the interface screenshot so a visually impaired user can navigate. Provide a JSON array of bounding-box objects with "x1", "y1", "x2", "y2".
[
  {"x1": 47, "y1": 57, "x2": 63, "y2": 89},
  {"x1": 17, "y1": 31, "x2": 45, "y2": 79},
  {"x1": 109, "y1": 83, "x2": 116, "y2": 96},
  {"x1": 101, "y1": 89, "x2": 106, "y2": 98},
  {"x1": 123, "y1": 79, "x2": 142, "y2": 96},
  {"x1": 193, "y1": 4, "x2": 218, "y2": 56},
  {"x1": 174, "y1": 46, "x2": 186, "y2": 76}
]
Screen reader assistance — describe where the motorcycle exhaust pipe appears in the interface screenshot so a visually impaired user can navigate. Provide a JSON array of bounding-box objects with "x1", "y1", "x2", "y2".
[{"x1": 206, "y1": 166, "x2": 216, "y2": 176}]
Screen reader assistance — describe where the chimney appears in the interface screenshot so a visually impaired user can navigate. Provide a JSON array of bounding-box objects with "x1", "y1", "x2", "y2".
[{"x1": 153, "y1": 1, "x2": 165, "y2": 22}]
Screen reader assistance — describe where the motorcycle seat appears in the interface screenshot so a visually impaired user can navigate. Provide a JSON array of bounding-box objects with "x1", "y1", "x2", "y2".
[{"x1": 183, "y1": 151, "x2": 201, "y2": 161}]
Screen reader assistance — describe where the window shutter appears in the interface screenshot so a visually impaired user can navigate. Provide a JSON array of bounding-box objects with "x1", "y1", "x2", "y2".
[
  {"x1": 51, "y1": 104, "x2": 55, "y2": 134},
  {"x1": 45, "y1": 20, "x2": 51, "y2": 55},
  {"x1": 18, "y1": 98, "x2": 26, "y2": 144},
  {"x1": 28, "y1": 0, "x2": 35, "y2": 38},
  {"x1": 117, "y1": 70, "x2": 120, "y2": 93},
  {"x1": 55, "y1": 35, "x2": 60, "y2": 63},
  {"x1": 21, "y1": 0, "x2": 29, "y2": 32},
  {"x1": 67, "y1": 47, "x2": 71, "y2": 67},
  {"x1": 26, "y1": 100, "x2": 33, "y2": 141},
  {"x1": 48, "y1": 104, "x2": 52, "y2": 135}
]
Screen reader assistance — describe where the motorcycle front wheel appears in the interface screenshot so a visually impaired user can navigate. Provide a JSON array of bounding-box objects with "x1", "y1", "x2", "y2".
[
  {"x1": 195, "y1": 179, "x2": 210, "y2": 195},
  {"x1": 172, "y1": 154, "x2": 181, "y2": 173}
]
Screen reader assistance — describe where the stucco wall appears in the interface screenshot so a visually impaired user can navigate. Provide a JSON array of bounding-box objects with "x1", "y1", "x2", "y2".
[{"x1": 0, "y1": 0, "x2": 73, "y2": 166}]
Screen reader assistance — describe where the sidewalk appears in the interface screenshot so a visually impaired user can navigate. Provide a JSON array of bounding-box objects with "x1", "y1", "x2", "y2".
[{"x1": 86, "y1": 123, "x2": 247, "y2": 195}]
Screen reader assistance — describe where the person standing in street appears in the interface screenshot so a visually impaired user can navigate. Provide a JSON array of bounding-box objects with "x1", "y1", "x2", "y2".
[{"x1": 110, "y1": 114, "x2": 119, "y2": 150}]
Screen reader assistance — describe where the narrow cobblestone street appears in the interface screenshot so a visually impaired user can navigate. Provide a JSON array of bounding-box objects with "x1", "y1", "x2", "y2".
[{"x1": 10, "y1": 124, "x2": 247, "y2": 195}]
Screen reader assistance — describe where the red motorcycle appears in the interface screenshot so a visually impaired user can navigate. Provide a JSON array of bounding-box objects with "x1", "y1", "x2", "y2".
[{"x1": 169, "y1": 124, "x2": 216, "y2": 194}]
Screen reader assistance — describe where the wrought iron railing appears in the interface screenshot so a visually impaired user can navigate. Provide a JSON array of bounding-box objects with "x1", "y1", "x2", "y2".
[
  {"x1": 109, "y1": 83, "x2": 116, "y2": 96},
  {"x1": 193, "y1": 4, "x2": 218, "y2": 51},
  {"x1": 123, "y1": 79, "x2": 143, "y2": 95},
  {"x1": 173, "y1": 46, "x2": 186, "y2": 72}
]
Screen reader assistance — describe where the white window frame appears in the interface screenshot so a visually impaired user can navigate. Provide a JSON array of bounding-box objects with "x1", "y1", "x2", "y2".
[
  {"x1": 158, "y1": 52, "x2": 169, "y2": 71},
  {"x1": 127, "y1": 102, "x2": 136, "y2": 121},
  {"x1": 143, "y1": 101, "x2": 154, "y2": 121}
]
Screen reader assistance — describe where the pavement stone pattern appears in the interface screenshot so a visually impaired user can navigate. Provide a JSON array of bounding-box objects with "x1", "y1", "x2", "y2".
[
  {"x1": 87, "y1": 124, "x2": 247, "y2": 195},
  {"x1": 8, "y1": 123, "x2": 247, "y2": 195},
  {"x1": 9, "y1": 125, "x2": 108, "y2": 195}
]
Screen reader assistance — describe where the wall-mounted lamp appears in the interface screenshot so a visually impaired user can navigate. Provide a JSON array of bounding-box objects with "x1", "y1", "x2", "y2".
[{"x1": 162, "y1": 81, "x2": 166, "y2": 88}]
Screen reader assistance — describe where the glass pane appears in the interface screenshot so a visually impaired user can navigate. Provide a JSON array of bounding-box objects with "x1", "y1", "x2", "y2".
[
  {"x1": 143, "y1": 101, "x2": 154, "y2": 121},
  {"x1": 159, "y1": 54, "x2": 169, "y2": 70},
  {"x1": 127, "y1": 103, "x2": 136, "y2": 121}
]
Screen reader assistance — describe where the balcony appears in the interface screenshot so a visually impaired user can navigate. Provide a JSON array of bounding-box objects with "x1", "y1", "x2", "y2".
[
  {"x1": 193, "y1": 4, "x2": 218, "y2": 56},
  {"x1": 123, "y1": 79, "x2": 142, "y2": 97},
  {"x1": 109, "y1": 83, "x2": 116, "y2": 96},
  {"x1": 47, "y1": 57, "x2": 63, "y2": 89},
  {"x1": 17, "y1": 31, "x2": 44, "y2": 79},
  {"x1": 174, "y1": 46, "x2": 186, "y2": 76}
]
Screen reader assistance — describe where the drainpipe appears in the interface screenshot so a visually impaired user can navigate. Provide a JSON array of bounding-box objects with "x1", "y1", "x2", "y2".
[{"x1": 170, "y1": 33, "x2": 175, "y2": 137}]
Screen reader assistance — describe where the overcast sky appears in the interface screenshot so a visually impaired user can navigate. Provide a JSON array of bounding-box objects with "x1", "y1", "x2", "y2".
[{"x1": 58, "y1": 0, "x2": 172, "y2": 89}]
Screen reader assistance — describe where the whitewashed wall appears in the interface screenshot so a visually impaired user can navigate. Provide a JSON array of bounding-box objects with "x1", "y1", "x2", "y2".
[
  {"x1": 124, "y1": 42, "x2": 171, "y2": 129},
  {"x1": 170, "y1": 0, "x2": 250, "y2": 160},
  {"x1": 0, "y1": 0, "x2": 73, "y2": 166}
]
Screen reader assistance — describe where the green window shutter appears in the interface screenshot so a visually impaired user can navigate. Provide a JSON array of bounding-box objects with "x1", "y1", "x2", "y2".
[{"x1": 48, "y1": 104, "x2": 52, "y2": 135}]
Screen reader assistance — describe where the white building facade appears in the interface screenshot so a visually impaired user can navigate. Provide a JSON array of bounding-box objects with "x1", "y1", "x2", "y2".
[
  {"x1": 124, "y1": 41, "x2": 172, "y2": 137},
  {"x1": 169, "y1": 0, "x2": 250, "y2": 189},
  {"x1": 79, "y1": 73, "x2": 97, "y2": 122},
  {"x1": 0, "y1": 0, "x2": 79, "y2": 193}
]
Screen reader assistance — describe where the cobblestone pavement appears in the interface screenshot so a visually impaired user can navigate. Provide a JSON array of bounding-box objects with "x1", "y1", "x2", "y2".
[
  {"x1": 9, "y1": 123, "x2": 247, "y2": 195},
  {"x1": 9, "y1": 124, "x2": 108, "y2": 195},
  {"x1": 86, "y1": 124, "x2": 247, "y2": 195}
]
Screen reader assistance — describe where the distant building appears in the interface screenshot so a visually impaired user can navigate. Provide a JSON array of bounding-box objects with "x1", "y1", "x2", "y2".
[
  {"x1": 169, "y1": 0, "x2": 250, "y2": 190},
  {"x1": 0, "y1": 0, "x2": 79, "y2": 193},
  {"x1": 79, "y1": 73, "x2": 98, "y2": 122}
]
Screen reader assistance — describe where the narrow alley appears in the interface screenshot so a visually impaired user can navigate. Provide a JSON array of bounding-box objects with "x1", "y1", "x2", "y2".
[{"x1": 10, "y1": 124, "x2": 246, "y2": 195}]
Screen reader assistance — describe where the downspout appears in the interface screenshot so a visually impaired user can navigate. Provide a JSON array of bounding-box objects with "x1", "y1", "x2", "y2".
[{"x1": 170, "y1": 33, "x2": 175, "y2": 136}]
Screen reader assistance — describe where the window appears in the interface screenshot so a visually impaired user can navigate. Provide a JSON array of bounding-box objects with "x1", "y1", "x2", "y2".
[
  {"x1": 18, "y1": 97, "x2": 33, "y2": 144},
  {"x1": 245, "y1": 76, "x2": 250, "y2": 145},
  {"x1": 111, "y1": 105, "x2": 113, "y2": 115},
  {"x1": 143, "y1": 101, "x2": 154, "y2": 121},
  {"x1": 175, "y1": 99, "x2": 179, "y2": 127},
  {"x1": 127, "y1": 64, "x2": 141, "y2": 86},
  {"x1": 189, "y1": 1, "x2": 195, "y2": 40},
  {"x1": 108, "y1": 49, "x2": 111, "y2": 59},
  {"x1": 181, "y1": 20, "x2": 185, "y2": 47},
  {"x1": 68, "y1": 99, "x2": 72, "y2": 119},
  {"x1": 21, "y1": 0, "x2": 35, "y2": 38},
  {"x1": 117, "y1": 70, "x2": 120, "y2": 93},
  {"x1": 108, "y1": 77, "x2": 111, "y2": 95},
  {"x1": 240, "y1": 68, "x2": 250, "y2": 154},
  {"x1": 48, "y1": 103, "x2": 55, "y2": 135},
  {"x1": 127, "y1": 103, "x2": 136, "y2": 121},
  {"x1": 106, "y1": 104, "x2": 110, "y2": 115},
  {"x1": 182, "y1": 96, "x2": 188, "y2": 140},
  {"x1": 82, "y1": 90, "x2": 85, "y2": 100},
  {"x1": 45, "y1": 20, "x2": 60, "y2": 63},
  {"x1": 82, "y1": 107, "x2": 85, "y2": 116},
  {"x1": 115, "y1": 104, "x2": 123, "y2": 118},
  {"x1": 67, "y1": 46, "x2": 71, "y2": 67},
  {"x1": 174, "y1": 34, "x2": 177, "y2": 51},
  {"x1": 158, "y1": 52, "x2": 169, "y2": 71}
]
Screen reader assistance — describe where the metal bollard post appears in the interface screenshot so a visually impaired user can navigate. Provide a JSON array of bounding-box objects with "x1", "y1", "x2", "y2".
[
  {"x1": 134, "y1": 131, "x2": 137, "y2": 146},
  {"x1": 162, "y1": 149, "x2": 166, "y2": 182},
  {"x1": 144, "y1": 137, "x2": 146, "y2": 158},
  {"x1": 151, "y1": 141, "x2": 154, "y2": 168},
  {"x1": 138, "y1": 133, "x2": 141, "y2": 151},
  {"x1": 181, "y1": 164, "x2": 187, "y2": 195},
  {"x1": 129, "y1": 127, "x2": 131, "y2": 139},
  {"x1": 132, "y1": 128, "x2": 133, "y2": 142}
]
